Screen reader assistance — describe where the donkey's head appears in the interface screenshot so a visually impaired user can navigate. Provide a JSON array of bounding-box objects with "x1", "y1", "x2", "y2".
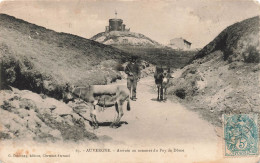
[
  {"x1": 162, "y1": 68, "x2": 170, "y2": 77},
  {"x1": 161, "y1": 68, "x2": 170, "y2": 86}
]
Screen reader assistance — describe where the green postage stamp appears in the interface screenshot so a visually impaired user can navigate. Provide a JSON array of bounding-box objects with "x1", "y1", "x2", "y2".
[{"x1": 223, "y1": 114, "x2": 259, "y2": 157}]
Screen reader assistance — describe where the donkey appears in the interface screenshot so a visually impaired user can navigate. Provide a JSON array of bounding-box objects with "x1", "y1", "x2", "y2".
[
  {"x1": 72, "y1": 85, "x2": 131, "y2": 129},
  {"x1": 154, "y1": 66, "x2": 171, "y2": 101}
]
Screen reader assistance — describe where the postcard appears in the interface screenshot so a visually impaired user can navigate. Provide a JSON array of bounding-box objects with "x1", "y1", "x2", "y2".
[{"x1": 0, "y1": 0, "x2": 259, "y2": 162}]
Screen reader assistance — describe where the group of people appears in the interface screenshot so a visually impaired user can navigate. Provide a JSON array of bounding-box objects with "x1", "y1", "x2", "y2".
[
  {"x1": 125, "y1": 56, "x2": 170, "y2": 102},
  {"x1": 63, "y1": 56, "x2": 168, "y2": 103}
]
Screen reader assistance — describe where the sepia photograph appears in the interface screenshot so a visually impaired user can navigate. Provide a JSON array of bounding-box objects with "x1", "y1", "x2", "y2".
[{"x1": 0, "y1": 0, "x2": 260, "y2": 162}]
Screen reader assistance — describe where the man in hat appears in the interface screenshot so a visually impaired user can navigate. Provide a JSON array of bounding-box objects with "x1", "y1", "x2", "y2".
[{"x1": 125, "y1": 56, "x2": 141, "y2": 101}]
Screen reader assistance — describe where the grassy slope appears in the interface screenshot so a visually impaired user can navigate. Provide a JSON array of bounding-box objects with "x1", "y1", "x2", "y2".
[
  {"x1": 114, "y1": 45, "x2": 197, "y2": 69},
  {"x1": 168, "y1": 16, "x2": 260, "y2": 126},
  {"x1": 0, "y1": 14, "x2": 131, "y2": 99},
  {"x1": 193, "y1": 16, "x2": 259, "y2": 63},
  {"x1": 91, "y1": 31, "x2": 196, "y2": 69}
]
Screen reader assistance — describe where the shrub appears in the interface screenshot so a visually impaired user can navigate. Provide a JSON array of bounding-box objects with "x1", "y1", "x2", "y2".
[
  {"x1": 243, "y1": 45, "x2": 260, "y2": 63},
  {"x1": 175, "y1": 89, "x2": 186, "y2": 99}
]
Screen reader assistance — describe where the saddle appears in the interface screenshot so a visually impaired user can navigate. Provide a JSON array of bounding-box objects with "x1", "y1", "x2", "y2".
[{"x1": 95, "y1": 95, "x2": 116, "y2": 107}]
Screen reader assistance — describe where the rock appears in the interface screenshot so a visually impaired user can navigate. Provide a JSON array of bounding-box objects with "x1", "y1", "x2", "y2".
[
  {"x1": 0, "y1": 87, "x2": 97, "y2": 142},
  {"x1": 49, "y1": 105, "x2": 56, "y2": 113},
  {"x1": 19, "y1": 98, "x2": 37, "y2": 110}
]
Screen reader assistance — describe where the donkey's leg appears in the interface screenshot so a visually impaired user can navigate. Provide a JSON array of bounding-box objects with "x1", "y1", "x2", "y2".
[
  {"x1": 93, "y1": 100, "x2": 99, "y2": 127},
  {"x1": 162, "y1": 88, "x2": 166, "y2": 101},
  {"x1": 110, "y1": 101, "x2": 119, "y2": 128},
  {"x1": 90, "y1": 105, "x2": 99, "y2": 129},
  {"x1": 114, "y1": 101, "x2": 124, "y2": 126},
  {"x1": 161, "y1": 87, "x2": 165, "y2": 101},
  {"x1": 93, "y1": 115, "x2": 99, "y2": 128},
  {"x1": 90, "y1": 113, "x2": 98, "y2": 129},
  {"x1": 160, "y1": 86, "x2": 163, "y2": 101},
  {"x1": 157, "y1": 86, "x2": 160, "y2": 101},
  {"x1": 164, "y1": 88, "x2": 167, "y2": 101},
  {"x1": 110, "y1": 101, "x2": 124, "y2": 128}
]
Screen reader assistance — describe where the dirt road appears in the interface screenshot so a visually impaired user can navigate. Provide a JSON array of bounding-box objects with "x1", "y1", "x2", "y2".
[
  {"x1": 1, "y1": 76, "x2": 257, "y2": 163},
  {"x1": 89, "y1": 76, "x2": 222, "y2": 162}
]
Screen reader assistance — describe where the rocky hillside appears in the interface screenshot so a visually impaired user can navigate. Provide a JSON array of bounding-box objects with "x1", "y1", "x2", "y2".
[
  {"x1": 0, "y1": 88, "x2": 97, "y2": 142},
  {"x1": 168, "y1": 16, "x2": 260, "y2": 126},
  {"x1": 0, "y1": 13, "x2": 137, "y2": 142},
  {"x1": 91, "y1": 31, "x2": 161, "y2": 47},
  {"x1": 193, "y1": 16, "x2": 259, "y2": 63},
  {"x1": 0, "y1": 14, "x2": 133, "y2": 99}
]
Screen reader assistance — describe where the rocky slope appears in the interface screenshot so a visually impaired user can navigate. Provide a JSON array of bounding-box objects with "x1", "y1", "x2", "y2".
[
  {"x1": 0, "y1": 87, "x2": 97, "y2": 142},
  {"x1": 0, "y1": 13, "x2": 136, "y2": 142},
  {"x1": 0, "y1": 14, "x2": 156, "y2": 142},
  {"x1": 168, "y1": 16, "x2": 260, "y2": 126},
  {"x1": 0, "y1": 14, "x2": 131, "y2": 99}
]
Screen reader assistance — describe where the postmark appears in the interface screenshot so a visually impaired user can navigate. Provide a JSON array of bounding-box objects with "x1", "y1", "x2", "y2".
[{"x1": 223, "y1": 114, "x2": 258, "y2": 157}]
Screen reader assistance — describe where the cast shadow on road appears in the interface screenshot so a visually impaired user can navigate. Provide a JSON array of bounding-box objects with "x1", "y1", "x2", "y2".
[
  {"x1": 89, "y1": 121, "x2": 129, "y2": 128},
  {"x1": 75, "y1": 112, "x2": 128, "y2": 128},
  {"x1": 151, "y1": 98, "x2": 158, "y2": 101},
  {"x1": 150, "y1": 98, "x2": 167, "y2": 102}
]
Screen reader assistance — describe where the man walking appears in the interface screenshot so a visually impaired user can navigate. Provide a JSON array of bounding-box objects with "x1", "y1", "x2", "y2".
[{"x1": 125, "y1": 56, "x2": 141, "y2": 101}]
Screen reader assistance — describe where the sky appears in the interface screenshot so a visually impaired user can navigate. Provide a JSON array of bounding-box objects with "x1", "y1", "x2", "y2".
[{"x1": 0, "y1": 0, "x2": 259, "y2": 48}]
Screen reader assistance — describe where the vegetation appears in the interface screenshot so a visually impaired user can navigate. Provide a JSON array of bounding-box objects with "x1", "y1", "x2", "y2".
[
  {"x1": 169, "y1": 16, "x2": 260, "y2": 126},
  {"x1": 0, "y1": 14, "x2": 132, "y2": 99},
  {"x1": 193, "y1": 16, "x2": 259, "y2": 63},
  {"x1": 114, "y1": 45, "x2": 197, "y2": 69}
]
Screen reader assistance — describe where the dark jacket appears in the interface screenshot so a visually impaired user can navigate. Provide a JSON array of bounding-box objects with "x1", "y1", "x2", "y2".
[{"x1": 125, "y1": 62, "x2": 141, "y2": 79}]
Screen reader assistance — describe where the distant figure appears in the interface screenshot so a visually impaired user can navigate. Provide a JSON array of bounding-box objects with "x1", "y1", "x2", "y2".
[
  {"x1": 62, "y1": 83, "x2": 74, "y2": 104},
  {"x1": 125, "y1": 56, "x2": 141, "y2": 101}
]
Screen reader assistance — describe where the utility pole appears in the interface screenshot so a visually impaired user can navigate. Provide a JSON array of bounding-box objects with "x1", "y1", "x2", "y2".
[{"x1": 115, "y1": 10, "x2": 117, "y2": 18}]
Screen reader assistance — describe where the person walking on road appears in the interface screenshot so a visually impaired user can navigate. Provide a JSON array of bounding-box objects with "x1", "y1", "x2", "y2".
[{"x1": 125, "y1": 56, "x2": 141, "y2": 101}]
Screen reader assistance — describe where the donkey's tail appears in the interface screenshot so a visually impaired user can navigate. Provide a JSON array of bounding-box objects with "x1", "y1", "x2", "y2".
[{"x1": 126, "y1": 96, "x2": 131, "y2": 111}]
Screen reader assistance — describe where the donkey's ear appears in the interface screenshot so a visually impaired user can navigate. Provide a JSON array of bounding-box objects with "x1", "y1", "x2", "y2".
[{"x1": 70, "y1": 85, "x2": 76, "y2": 93}]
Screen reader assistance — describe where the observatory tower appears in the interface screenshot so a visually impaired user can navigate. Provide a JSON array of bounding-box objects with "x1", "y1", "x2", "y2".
[{"x1": 105, "y1": 11, "x2": 130, "y2": 32}]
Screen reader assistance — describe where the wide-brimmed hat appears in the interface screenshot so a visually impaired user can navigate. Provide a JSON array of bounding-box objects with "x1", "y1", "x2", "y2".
[{"x1": 130, "y1": 56, "x2": 138, "y2": 61}]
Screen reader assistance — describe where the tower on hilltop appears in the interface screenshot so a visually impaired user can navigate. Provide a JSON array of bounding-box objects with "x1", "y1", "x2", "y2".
[{"x1": 105, "y1": 11, "x2": 130, "y2": 32}]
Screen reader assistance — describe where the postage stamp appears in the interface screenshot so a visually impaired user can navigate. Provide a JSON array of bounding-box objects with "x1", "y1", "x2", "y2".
[{"x1": 223, "y1": 114, "x2": 259, "y2": 157}]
